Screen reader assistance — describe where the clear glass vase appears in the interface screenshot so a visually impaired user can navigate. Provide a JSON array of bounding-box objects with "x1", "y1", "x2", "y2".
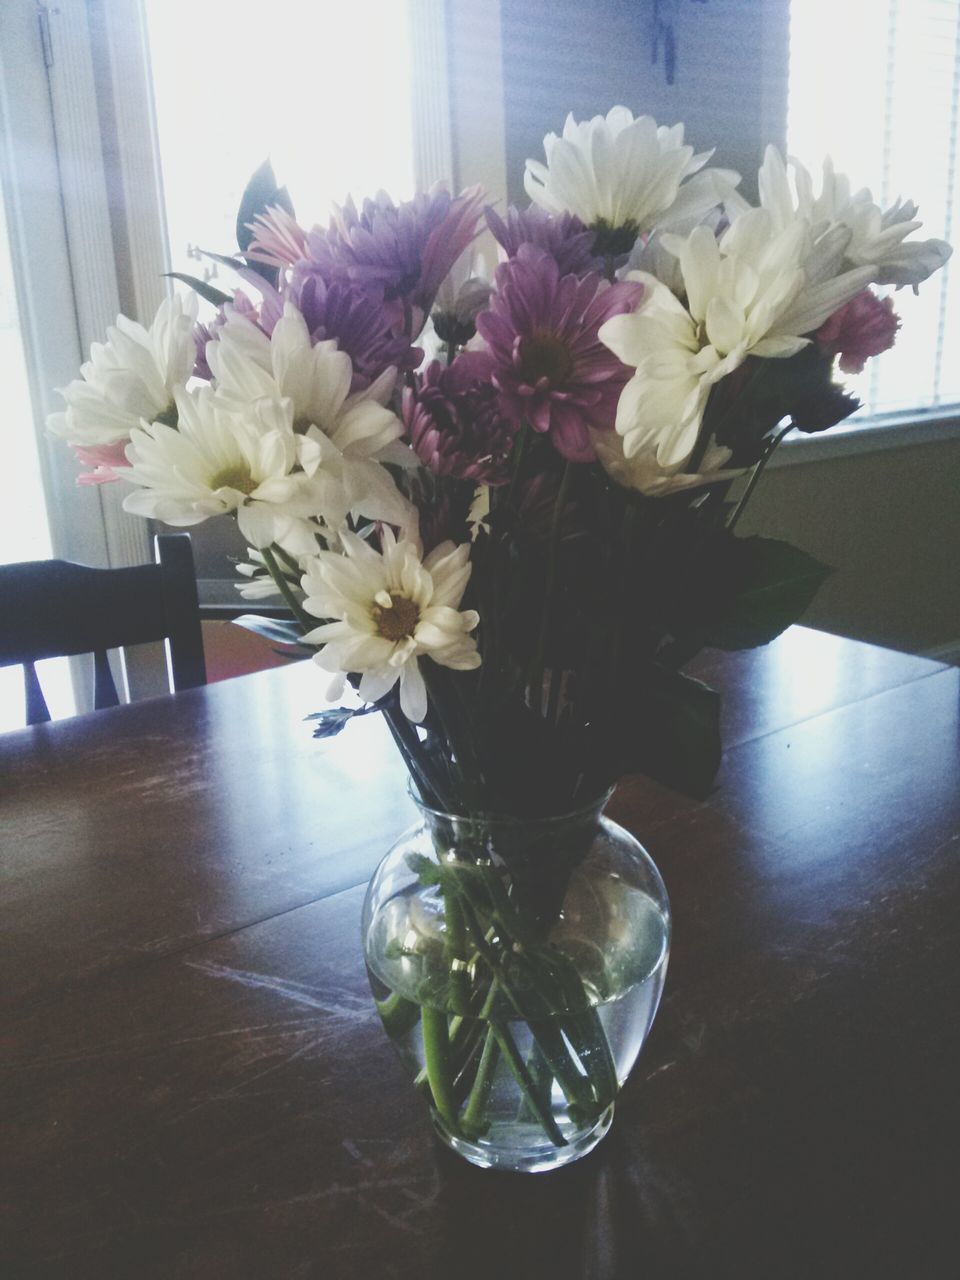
[{"x1": 361, "y1": 794, "x2": 671, "y2": 1173}]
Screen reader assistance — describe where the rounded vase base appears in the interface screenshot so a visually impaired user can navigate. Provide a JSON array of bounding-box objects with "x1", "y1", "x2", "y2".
[{"x1": 432, "y1": 1103, "x2": 615, "y2": 1173}]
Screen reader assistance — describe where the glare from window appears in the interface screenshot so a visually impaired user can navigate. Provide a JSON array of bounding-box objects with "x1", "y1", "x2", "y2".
[
  {"x1": 144, "y1": 0, "x2": 416, "y2": 288},
  {"x1": 788, "y1": 0, "x2": 960, "y2": 418},
  {"x1": 0, "y1": 193, "x2": 75, "y2": 730}
]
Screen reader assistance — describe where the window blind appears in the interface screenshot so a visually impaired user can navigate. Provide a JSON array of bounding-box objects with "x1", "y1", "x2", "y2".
[{"x1": 788, "y1": 0, "x2": 960, "y2": 419}]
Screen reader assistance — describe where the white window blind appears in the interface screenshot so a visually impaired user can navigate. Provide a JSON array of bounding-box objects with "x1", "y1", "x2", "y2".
[{"x1": 788, "y1": 0, "x2": 960, "y2": 419}]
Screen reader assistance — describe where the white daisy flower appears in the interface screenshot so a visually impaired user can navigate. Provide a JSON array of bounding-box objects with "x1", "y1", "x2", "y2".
[
  {"x1": 208, "y1": 304, "x2": 402, "y2": 460},
  {"x1": 757, "y1": 146, "x2": 951, "y2": 290},
  {"x1": 591, "y1": 426, "x2": 742, "y2": 498},
  {"x1": 524, "y1": 106, "x2": 741, "y2": 255},
  {"x1": 122, "y1": 387, "x2": 314, "y2": 548},
  {"x1": 48, "y1": 292, "x2": 198, "y2": 447},
  {"x1": 301, "y1": 530, "x2": 481, "y2": 722},
  {"x1": 208, "y1": 304, "x2": 416, "y2": 538},
  {"x1": 601, "y1": 214, "x2": 875, "y2": 468}
]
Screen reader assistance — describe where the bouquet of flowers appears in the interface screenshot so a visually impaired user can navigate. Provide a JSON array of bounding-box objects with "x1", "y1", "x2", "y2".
[{"x1": 50, "y1": 107, "x2": 950, "y2": 1168}]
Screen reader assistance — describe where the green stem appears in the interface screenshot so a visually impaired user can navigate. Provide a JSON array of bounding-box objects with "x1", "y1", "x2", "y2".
[
  {"x1": 461, "y1": 1027, "x2": 501, "y2": 1136},
  {"x1": 420, "y1": 1006, "x2": 462, "y2": 1135},
  {"x1": 383, "y1": 705, "x2": 453, "y2": 812},
  {"x1": 530, "y1": 460, "x2": 574, "y2": 708},
  {"x1": 489, "y1": 1020, "x2": 566, "y2": 1146},
  {"x1": 504, "y1": 423, "x2": 530, "y2": 513},
  {"x1": 727, "y1": 425, "x2": 793, "y2": 532},
  {"x1": 271, "y1": 542, "x2": 304, "y2": 576},
  {"x1": 260, "y1": 545, "x2": 313, "y2": 632},
  {"x1": 453, "y1": 890, "x2": 594, "y2": 1113},
  {"x1": 444, "y1": 891, "x2": 471, "y2": 1015},
  {"x1": 518, "y1": 1040, "x2": 554, "y2": 1124}
]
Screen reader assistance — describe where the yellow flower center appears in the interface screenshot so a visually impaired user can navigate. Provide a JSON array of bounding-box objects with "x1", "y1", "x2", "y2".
[
  {"x1": 372, "y1": 593, "x2": 420, "y2": 642},
  {"x1": 518, "y1": 333, "x2": 573, "y2": 386},
  {"x1": 209, "y1": 464, "x2": 256, "y2": 495}
]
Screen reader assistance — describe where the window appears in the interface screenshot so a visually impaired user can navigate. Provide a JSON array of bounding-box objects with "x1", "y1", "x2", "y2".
[
  {"x1": 143, "y1": 0, "x2": 416, "y2": 287},
  {"x1": 788, "y1": 0, "x2": 960, "y2": 419}
]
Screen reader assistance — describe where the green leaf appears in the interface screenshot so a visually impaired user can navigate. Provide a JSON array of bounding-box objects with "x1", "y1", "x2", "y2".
[
  {"x1": 196, "y1": 248, "x2": 248, "y2": 272},
  {"x1": 236, "y1": 158, "x2": 294, "y2": 257},
  {"x1": 702, "y1": 537, "x2": 832, "y2": 650},
  {"x1": 164, "y1": 272, "x2": 231, "y2": 307},
  {"x1": 626, "y1": 666, "x2": 721, "y2": 798},
  {"x1": 232, "y1": 613, "x2": 304, "y2": 646},
  {"x1": 405, "y1": 853, "x2": 442, "y2": 886},
  {"x1": 304, "y1": 706, "x2": 373, "y2": 739},
  {"x1": 588, "y1": 663, "x2": 721, "y2": 799}
]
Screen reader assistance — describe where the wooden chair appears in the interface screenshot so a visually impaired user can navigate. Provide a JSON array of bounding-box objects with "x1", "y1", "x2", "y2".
[{"x1": 0, "y1": 533, "x2": 206, "y2": 725}]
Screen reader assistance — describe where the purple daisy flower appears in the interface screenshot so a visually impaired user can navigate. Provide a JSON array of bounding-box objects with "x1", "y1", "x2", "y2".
[
  {"x1": 485, "y1": 205, "x2": 602, "y2": 277},
  {"x1": 234, "y1": 270, "x2": 421, "y2": 394},
  {"x1": 302, "y1": 185, "x2": 485, "y2": 338},
  {"x1": 402, "y1": 357, "x2": 517, "y2": 486},
  {"x1": 469, "y1": 245, "x2": 644, "y2": 462},
  {"x1": 288, "y1": 273, "x2": 422, "y2": 391}
]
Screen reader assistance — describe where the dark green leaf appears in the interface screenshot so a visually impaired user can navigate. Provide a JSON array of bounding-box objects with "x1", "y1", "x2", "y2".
[
  {"x1": 196, "y1": 248, "x2": 248, "y2": 272},
  {"x1": 232, "y1": 613, "x2": 304, "y2": 646},
  {"x1": 588, "y1": 663, "x2": 721, "y2": 799},
  {"x1": 701, "y1": 537, "x2": 832, "y2": 650},
  {"x1": 304, "y1": 701, "x2": 384, "y2": 739},
  {"x1": 627, "y1": 666, "x2": 721, "y2": 797},
  {"x1": 405, "y1": 852, "x2": 442, "y2": 885},
  {"x1": 163, "y1": 272, "x2": 231, "y2": 307},
  {"x1": 236, "y1": 158, "x2": 294, "y2": 258}
]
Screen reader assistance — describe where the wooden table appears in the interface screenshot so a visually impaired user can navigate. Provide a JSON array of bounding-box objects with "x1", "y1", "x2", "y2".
[{"x1": 2, "y1": 629, "x2": 958, "y2": 1279}]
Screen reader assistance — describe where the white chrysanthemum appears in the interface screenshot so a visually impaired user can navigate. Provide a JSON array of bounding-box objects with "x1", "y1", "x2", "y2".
[
  {"x1": 601, "y1": 214, "x2": 875, "y2": 467},
  {"x1": 48, "y1": 293, "x2": 197, "y2": 447},
  {"x1": 524, "y1": 107, "x2": 741, "y2": 252},
  {"x1": 209, "y1": 305, "x2": 402, "y2": 459},
  {"x1": 590, "y1": 427, "x2": 742, "y2": 498},
  {"x1": 301, "y1": 530, "x2": 481, "y2": 722},
  {"x1": 122, "y1": 387, "x2": 315, "y2": 548},
  {"x1": 208, "y1": 305, "x2": 415, "y2": 537},
  {"x1": 757, "y1": 146, "x2": 952, "y2": 289}
]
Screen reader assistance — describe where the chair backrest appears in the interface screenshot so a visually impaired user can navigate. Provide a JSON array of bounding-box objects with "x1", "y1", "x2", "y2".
[{"x1": 0, "y1": 534, "x2": 206, "y2": 725}]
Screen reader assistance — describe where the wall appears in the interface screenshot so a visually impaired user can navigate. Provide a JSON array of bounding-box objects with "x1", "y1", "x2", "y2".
[{"x1": 740, "y1": 436, "x2": 960, "y2": 656}]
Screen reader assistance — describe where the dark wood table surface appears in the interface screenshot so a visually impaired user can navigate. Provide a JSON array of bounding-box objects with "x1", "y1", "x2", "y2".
[{"x1": 2, "y1": 628, "x2": 958, "y2": 1279}]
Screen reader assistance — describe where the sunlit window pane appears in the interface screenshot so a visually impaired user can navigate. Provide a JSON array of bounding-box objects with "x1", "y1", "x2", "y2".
[
  {"x1": 788, "y1": 0, "x2": 960, "y2": 417},
  {"x1": 144, "y1": 0, "x2": 415, "y2": 284}
]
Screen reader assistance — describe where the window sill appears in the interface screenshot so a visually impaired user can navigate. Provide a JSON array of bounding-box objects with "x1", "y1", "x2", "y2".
[{"x1": 769, "y1": 407, "x2": 960, "y2": 468}]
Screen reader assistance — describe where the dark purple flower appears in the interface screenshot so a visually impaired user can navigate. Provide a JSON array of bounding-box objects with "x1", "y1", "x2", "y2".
[
  {"x1": 303, "y1": 186, "x2": 485, "y2": 337},
  {"x1": 485, "y1": 205, "x2": 601, "y2": 276},
  {"x1": 468, "y1": 245, "x2": 644, "y2": 462},
  {"x1": 402, "y1": 358, "x2": 517, "y2": 486}
]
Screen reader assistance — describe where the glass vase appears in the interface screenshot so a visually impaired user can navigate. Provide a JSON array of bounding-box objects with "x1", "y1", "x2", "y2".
[{"x1": 361, "y1": 794, "x2": 671, "y2": 1173}]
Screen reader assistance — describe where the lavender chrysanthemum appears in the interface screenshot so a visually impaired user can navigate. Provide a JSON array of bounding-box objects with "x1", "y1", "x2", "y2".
[
  {"x1": 289, "y1": 273, "x2": 422, "y2": 391},
  {"x1": 303, "y1": 185, "x2": 485, "y2": 337},
  {"x1": 468, "y1": 245, "x2": 644, "y2": 462},
  {"x1": 485, "y1": 205, "x2": 601, "y2": 276},
  {"x1": 403, "y1": 358, "x2": 516, "y2": 486}
]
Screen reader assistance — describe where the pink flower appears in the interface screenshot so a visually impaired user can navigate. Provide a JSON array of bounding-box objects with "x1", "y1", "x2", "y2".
[
  {"x1": 73, "y1": 441, "x2": 131, "y2": 485},
  {"x1": 815, "y1": 290, "x2": 900, "y2": 375},
  {"x1": 245, "y1": 206, "x2": 310, "y2": 271}
]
